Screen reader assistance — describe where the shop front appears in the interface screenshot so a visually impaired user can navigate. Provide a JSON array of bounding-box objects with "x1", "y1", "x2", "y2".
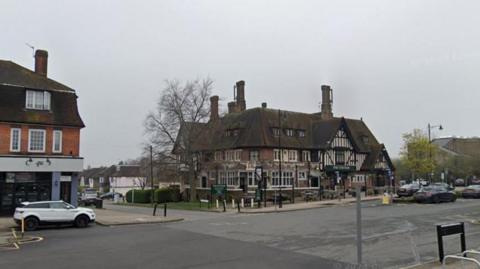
[{"x1": 0, "y1": 156, "x2": 83, "y2": 215}]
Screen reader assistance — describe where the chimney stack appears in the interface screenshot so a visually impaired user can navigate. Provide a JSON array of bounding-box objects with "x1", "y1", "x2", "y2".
[
  {"x1": 228, "y1": 101, "x2": 237, "y2": 113},
  {"x1": 34, "y1": 49, "x2": 48, "y2": 77},
  {"x1": 320, "y1": 85, "x2": 333, "y2": 120},
  {"x1": 210, "y1": 95, "x2": 219, "y2": 121},
  {"x1": 236, "y1": 80, "x2": 246, "y2": 112}
]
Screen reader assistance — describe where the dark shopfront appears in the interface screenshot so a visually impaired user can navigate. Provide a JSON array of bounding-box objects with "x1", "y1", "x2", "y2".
[{"x1": 0, "y1": 172, "x2": 53, "y2": 215}]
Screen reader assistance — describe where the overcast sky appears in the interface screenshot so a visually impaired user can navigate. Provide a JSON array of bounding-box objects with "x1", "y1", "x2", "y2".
[{"x1": 1, "y1": 1, "x2": 479, "y2": 167}]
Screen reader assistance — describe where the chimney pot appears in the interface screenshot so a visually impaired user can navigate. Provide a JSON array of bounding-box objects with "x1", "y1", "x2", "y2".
[
  {"x1": 320, "y1": 85, "x2": 333, "y2": 120},
  {"x1": 235, "y1": 80, "x2": 246, "y2": 111},
  {"x1": 210, "y1": 95, "x2": 219, "y2": 121},
  {"x1": 34, "y1": 49, "x2": 48, "y2": 77},
  {"x1": 261, "y1": 102, "x2": 267, "y2": 108}
]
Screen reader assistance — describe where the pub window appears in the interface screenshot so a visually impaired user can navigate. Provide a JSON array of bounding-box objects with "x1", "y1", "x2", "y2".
[
  {"x1": 273, "y1": 149, "x2": 281, "y2": 161},
  {"x1": 302, "y1": 150, "x2": 310, "y2": 162},
  {"x1": 250, "y1": 150, "x2": 259, "y2": 161},
  {"x1": 286, "y1": 129, "x2": 294, "y2": 137},
  {"x1": 234, "y1": 150, "x2": 242, "y2": 161},
  {"x1": 335, "y1": 150, "x2": 345, "y2": 165},
  {"x1": 272, "y1": 128, "x2": 280, "y2": 137},
  {"x1": 298, "y1": 130, "x2": 305, "y2": 137}
]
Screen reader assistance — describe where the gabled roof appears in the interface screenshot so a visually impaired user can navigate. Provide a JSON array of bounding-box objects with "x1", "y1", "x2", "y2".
[
  {"x1": 179, "y1": 107, "x2": 384, "y2": 156},
  {"x1": 0, "y1": 60, "x2": 74, "y2": 92}
]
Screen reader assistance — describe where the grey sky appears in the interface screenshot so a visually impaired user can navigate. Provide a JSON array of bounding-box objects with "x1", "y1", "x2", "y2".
[{"x1": 1, "y1": 1, "x2": 479, "y2": 167}]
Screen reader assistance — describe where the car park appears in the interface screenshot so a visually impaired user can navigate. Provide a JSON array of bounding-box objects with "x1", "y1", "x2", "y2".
[
  {"x1": 462, "y1": 185, "x2": 480, "y2": 198},
  {"x1": 397, "y1": 183, "x2": 421, "y2": 197},
  {"x1": 13, "y1": 201, "x2": 96, "y2": 231},
  {"x1": 414, "y1": 186, "x2": 457, "y2": 203}
]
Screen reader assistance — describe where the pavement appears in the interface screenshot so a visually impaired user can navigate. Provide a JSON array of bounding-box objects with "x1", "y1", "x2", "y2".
[
  {"x1": 94, "y1": 208, "x2": 184, "y2": 226},
  {"x1": 239, "y1": 195, "x2": 382, "y2": 213},
  {"x1": 0, "y1": 217, "x2": 15, "y2": 232}
]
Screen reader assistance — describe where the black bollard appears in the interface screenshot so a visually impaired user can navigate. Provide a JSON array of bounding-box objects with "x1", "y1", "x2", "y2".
[
  {"x1": 164, "y1": 203, "x2": 167, "y2": 217},
  {"x1": 237, "y1": 200, "x2": 241, "y2": 213},
  {"x1": 153, "y1": 203, "x2": 158, "y2": 216},
  {"x1": 223, "y1": 199, "x2": 226, "y2": 212}
]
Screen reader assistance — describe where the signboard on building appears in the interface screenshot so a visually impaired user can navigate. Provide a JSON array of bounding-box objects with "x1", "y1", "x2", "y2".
[
  {"x1": 324, "y1": 165, "x2": 356, "y2": 172},
  {"x1": 60, "y1": 176, "x2": 72, "y2": 182},
  {"x1": 211, "y1": 184, "x2": 227, "y2": 196}
]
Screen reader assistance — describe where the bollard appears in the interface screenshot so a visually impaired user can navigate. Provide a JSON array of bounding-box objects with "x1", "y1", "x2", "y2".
[
  {"x1": 153, "y1": 203, "x2": 158, "y2": 216},
  {"x1": 237, "y1": 200, "x2": 241, "y2": 213},
  {"x1": 241, "y1": 198, "x2": 244, "y2": 208},
  {"x1": 21, "y1": 218, "x2": 24, "y2": 238},
  {"x1": 223, "y1": 200, "x2": 226, "y2": 212},
  {"x1": 232, "y1": 199, "x2": 235, "y2": 209},
  {"x1": 164, "y1": 203, "x2": 167, "y2": 217},
  {"x1": 216, "y1": 199, "x2": 219, "y2": 209},
  {"x1": 251, "y1": 198, "x2": 254, "y2": 208}
]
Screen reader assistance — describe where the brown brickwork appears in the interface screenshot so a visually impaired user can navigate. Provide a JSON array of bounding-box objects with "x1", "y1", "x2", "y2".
[{"x1": 0, "y1": 123, "x2": 80, "y2": 156}]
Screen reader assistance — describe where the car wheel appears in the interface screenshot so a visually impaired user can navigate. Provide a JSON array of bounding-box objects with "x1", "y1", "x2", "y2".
[
  {"x1": 74, "y1": 215, "x2": 89, "y2": 228},
  {"x1": 24, "y1": 217, "x2": 39, "y2": 231}
]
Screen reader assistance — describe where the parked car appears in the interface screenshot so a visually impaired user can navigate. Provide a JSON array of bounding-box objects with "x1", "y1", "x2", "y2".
[
  {"x1": 430, "y1": 182, "x2": 454, "y2": 191},
  {"x1": 455, "y1": 178, "x2": 465, "y2": 187},
  {"x1": 462, "y1": 185, "x2": 480, "y2": 199},
  {"x1": 414, "y1": 186, "x2": 457, "y2": 203},
  {"x1": 470, "y1": 178, "x2": 480, "y2": 185},
  {"x1": 13, "y1": 201, "x2": 96, "y2": 231},
  {"x1": 100, "y1": 192, "x2": 123, "y2": 200},
  {"x1": 81, "y1": 188, "x2": 98, "y2": 206},
  {"x1": 397, "y1": 183, "x2": 421, "y2": 197}
]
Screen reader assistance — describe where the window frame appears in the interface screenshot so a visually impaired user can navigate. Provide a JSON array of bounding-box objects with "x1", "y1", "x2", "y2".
[
  {"x1": 249, "y1": 150, "x2": 259, "y2": 161},
  {"x1": 25, "y1": 90, "x2": 51, "y2": 110},
  {"x1": 10, "y1": 128, "x2": 21, "y2": 152},
  {"x1": 28, "y1": 129, "x2": 46, "y2": 153},
  {"x1": 52, "y1": 130, "x2": 63, "y2": 153}
]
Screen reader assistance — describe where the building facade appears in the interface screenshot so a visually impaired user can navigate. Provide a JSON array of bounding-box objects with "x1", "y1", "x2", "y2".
[
  {"x1": 0, "y1": 50, "x2": 85, "y2": 214},
  {"x1": 175, "y1": 81, "x2": 394, "y2": 197}
]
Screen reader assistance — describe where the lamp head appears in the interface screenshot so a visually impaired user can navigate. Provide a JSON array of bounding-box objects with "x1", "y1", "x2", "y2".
[{"x1": 439, "y1": 125, "x2": 443, "y2": 130}]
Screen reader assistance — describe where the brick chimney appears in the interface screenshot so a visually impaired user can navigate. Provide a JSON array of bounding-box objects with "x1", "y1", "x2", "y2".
[
  {"x1": 34, "y1": 49, "x2": 48, "y2": 77},
  {"x1": 320, "y1": 85, "x2": 333, "y2": 120},
  {"x1": 210, "y1": 95, "x2": 219, "y2": 121},
  {"x1": 228, "y1": 101, "x2": 237, "y2": 113},
  {"x1": 236, "y1": 80, "x2": 246, "y2": 112}
]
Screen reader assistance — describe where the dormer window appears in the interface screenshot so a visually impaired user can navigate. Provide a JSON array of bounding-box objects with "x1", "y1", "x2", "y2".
[
  {"x1": 286, "y1": 129, "x2": 294, "y2": 137},
  {"x1": 272, "y1": 128, "x2": 280, "y2": 137},
  {"x1": 298, "y1": 130, "x2": 305, "y2": 137},
  {"x1": 26, "y1": 90, "x2": 51, "y2": 110}
]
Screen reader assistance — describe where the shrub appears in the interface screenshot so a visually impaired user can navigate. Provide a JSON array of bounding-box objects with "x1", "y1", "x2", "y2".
[
  {"x1": 126, "y1": 189, "x2": 152, "y2": 203},
  {"x1": 154, "y1": 187, "x2": 181, "y2": 203}
]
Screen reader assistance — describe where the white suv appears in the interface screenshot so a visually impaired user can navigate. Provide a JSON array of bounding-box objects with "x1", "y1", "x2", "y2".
[{"x1": 13, "y1": 201, "x2": 96, "y2": 231}]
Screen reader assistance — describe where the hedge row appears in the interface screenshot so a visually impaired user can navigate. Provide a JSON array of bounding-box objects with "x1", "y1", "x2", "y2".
[
  {"x1": 126, "y1": 189, "x2": 153, "y2": 203},
  {"x1": 126, "y1": 188, "x2": 181, "y2": 203}
]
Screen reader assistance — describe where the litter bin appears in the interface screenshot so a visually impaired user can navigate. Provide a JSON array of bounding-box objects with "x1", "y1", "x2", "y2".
[
  {"x1": 382, "y1": 193, "x2": 392, "y2": 205},
  {"x1": 95, "y1": 198, "x2": 103, "y2": 209}
]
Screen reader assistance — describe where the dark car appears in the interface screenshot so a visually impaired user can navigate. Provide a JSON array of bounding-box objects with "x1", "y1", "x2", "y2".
[
  {"x1": 430, "y1": 182, "x2": 454, "y2": 191},
  {"x1": 414, "y1": 186, "x2": 457, "y2": 203},
  {"x1": 462, "y1": 185, "x2": 480, "y2": 199},
  {"x1": 397, "y1": 183, "x2": 421, "y2": 197},
  {"x1": 100, "y1": 192, "x2": 123, "y2": 200}
]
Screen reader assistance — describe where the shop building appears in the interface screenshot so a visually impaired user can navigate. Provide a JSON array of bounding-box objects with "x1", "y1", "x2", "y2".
[{"x1": 0, "y1": 50, "x2": 85, "y2": 215}]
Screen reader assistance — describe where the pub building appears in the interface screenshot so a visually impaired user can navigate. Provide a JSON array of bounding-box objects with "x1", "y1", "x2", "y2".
[
  {"x1": 0, "y1": 50, "x2": 85, "y2": 215},
  {"x1": 174, "y1": 81, "x2": 395, "y2": 198}
]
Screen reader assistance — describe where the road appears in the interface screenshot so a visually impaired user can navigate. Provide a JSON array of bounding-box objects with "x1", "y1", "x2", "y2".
[{"x1": 1, "y1": 199, "x2": 480, "y2": 269}]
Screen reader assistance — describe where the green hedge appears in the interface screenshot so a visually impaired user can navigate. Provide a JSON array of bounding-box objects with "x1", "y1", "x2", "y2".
[
  {"x1": 154, "y1": 188, "x2": 180, "y2": 203},
  {"x1": 126, "y1": 189, "x2": 153, "y2": 203}
]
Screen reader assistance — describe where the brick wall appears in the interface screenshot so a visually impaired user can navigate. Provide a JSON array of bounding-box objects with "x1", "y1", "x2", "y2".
[{"x1": 0, "y1": 123, "x2": 80, "y2": 156}]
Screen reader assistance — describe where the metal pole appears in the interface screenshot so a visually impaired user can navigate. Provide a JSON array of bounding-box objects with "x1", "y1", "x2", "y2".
[
  {"x1": 293, "y1": 165, "x2": 297, "y2": 203},
  {"x1": 150, "y1": 145, "x2": 154, "y2": 204},
  {"x1": 163, "y1": 203, "x2": 167, "y2": 217},
  {"x1": 356, "y1": 185, "x2": 362, "y2": 265},
  {"x1": 278, "y1": 109, "x2": 282, "y2": 207}
]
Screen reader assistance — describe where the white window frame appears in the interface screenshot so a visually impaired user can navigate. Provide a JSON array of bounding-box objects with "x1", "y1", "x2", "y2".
[
  {"x1": 273, "y1": 149, "x2": 281, "y2": 161},
  {"x1": 288, "y1": 150, "x2": 297, "y2": 162},
  {"x1": 52, "y1": 130, "x2": 63, "y2": 153},
  {"x1": 25, "y1": 90, "x2": 51, "y2": 110},
  {"x1": 10, "y1": 128, "x2": 21, "y2": 152},
  {"x1": 286, "y1": 129, "x2": 294, "y2": 137},
  {"x1": 302, "y1": 150, "x2": 310, "y2": 162},
  {"x1": 298, "y1": 171, "x2": 306, "y2": 180},
  {"x1": 28, "y1": 129, "x2": 46, "y2": 153},
  {"x1": 249, "y1": 150, "x2": 259, "y2": 161},
  {"x1": 234, "y1": 150, "x2": 242, "y2": 161}
]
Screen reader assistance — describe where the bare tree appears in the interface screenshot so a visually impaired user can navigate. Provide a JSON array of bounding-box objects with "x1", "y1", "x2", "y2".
[{"x1": 144, "y1": 78, "x2": 213, "y2": 201}]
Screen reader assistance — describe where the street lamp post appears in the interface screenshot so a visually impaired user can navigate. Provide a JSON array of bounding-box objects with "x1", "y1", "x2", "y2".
[{"x1": 427, "y1": 123, "x2": 443, "y2": 182}]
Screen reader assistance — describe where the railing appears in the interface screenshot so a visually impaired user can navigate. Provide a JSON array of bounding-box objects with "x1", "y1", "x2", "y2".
[{"x1": 442, "y1": 252, "x2": 480, "y2": 269}]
